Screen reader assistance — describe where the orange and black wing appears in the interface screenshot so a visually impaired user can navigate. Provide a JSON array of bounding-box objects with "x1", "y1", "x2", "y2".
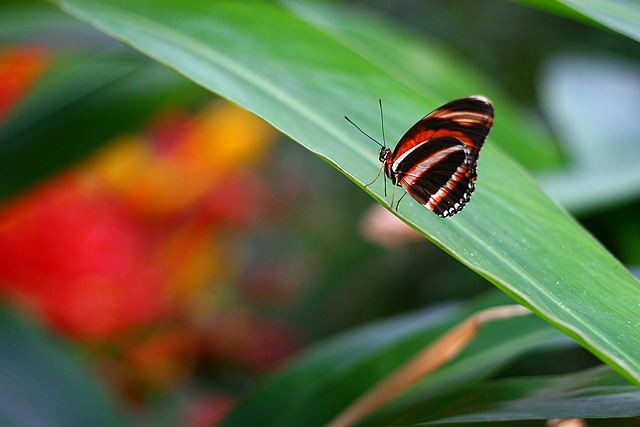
[{"x1": 390, "y1": 96, "x2": 493, "y2": 217}]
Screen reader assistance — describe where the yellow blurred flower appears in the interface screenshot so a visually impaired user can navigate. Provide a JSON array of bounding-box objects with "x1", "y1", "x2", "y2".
[{"x1": 92, "y1": 101, "x2": 276, "y2": 215}]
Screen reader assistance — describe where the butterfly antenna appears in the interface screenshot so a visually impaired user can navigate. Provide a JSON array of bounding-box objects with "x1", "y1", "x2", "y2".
[
  {"x1": 379, "y1": 98, "x2": 387, "y2": 148},
  {"x1": 344, "y1": 115, "x2": 384, "y2": 148}
]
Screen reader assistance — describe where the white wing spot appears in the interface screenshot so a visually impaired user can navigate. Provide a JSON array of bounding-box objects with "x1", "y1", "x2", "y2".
[{"x1": 467, "y1": 95, "x2": 491, "y2": 104}]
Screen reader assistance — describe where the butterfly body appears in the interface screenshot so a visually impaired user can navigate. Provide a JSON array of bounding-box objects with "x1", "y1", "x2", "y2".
[{"x1": 370, "y1": 96, "x2": 493, "y2": 218}]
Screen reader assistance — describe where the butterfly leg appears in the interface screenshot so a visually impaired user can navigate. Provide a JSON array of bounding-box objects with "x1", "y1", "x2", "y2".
[
  {"x1": 366, "y1": 162, "x2": 387, "y2": 197},
  {"x1": 384, "y1": 173, "x2": 387, "y2": 197},
  {"x1": 390, "y1": 176, "x2": 399, "y2": 209},
  {"x1": 395, "y1": 191, "x2": 408, "y2": 210}
]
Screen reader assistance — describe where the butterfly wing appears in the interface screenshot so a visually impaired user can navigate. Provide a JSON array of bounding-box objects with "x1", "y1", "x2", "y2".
[{"x1": 390, "y1": 96, "x2": 493, "y2": 217}]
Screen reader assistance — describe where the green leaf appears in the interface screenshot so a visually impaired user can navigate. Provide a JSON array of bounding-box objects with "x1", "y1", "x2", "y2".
[
  {"x1": 0, "y1": 306, "x2": 135, "y2": 427},
  {"x1": 415, "y1": 365, "x2": 640, "y2": 425},
  {"x1": 510, "y1": 0, "x2": 640, "y2": 43},
  {"x1": 219, "y1": 292, "x2": 573, "y2": 427},
  {"x1": 0, "y1": 1, "x2": 102, "y2": 43},
  {"x1": 48, "y1": 0, "x2": 640, "y2": 387},
  {"x1": 281, "y1": 0, "x2": 562, "y2": 171}
]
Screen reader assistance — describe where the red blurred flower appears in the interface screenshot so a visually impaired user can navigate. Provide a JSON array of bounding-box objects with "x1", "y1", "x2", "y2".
[
  {"x1": 0, "y1": 99, "x2": 278, "y2": 341},
  {"x1": 0, "y1": 46, "x2": 48, "y2": 123},
  {"x1": 91, "y1": 102, "x2": 275, "y2": 217},
  {"x1": 0, "y1": 80, "x2": 298, "y2": 403},
  {"x1": 0, "y1": 176, "x2": 167, "y2": 339}
]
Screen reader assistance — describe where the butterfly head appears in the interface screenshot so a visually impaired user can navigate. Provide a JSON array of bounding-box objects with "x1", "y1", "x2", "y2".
[
  {"x1": 378, "y1": 147, "x2": 391, "y2": 163},
  {"x1": 345, "y1": 99, "x2": 391, "y2": 164}
]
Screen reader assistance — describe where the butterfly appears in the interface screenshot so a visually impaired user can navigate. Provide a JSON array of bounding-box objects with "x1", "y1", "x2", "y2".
[{"x1": 345, "y1": 96, "x2": 494, "y2": 218}]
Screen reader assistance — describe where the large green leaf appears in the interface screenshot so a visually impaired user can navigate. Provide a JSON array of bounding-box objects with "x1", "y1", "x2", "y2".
[
  {"x1": 48, "y1": 0, "x2": 640, "y2": 386},
  {"x1": 219, "y1": 292, "x2": 573, "y2": 427},
  {"x1": 281, "y1": 0, "x2": 562, "y2": 172},
  {"x1": 411, "y1": 365, "x2": 640, "y2": 425}
]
